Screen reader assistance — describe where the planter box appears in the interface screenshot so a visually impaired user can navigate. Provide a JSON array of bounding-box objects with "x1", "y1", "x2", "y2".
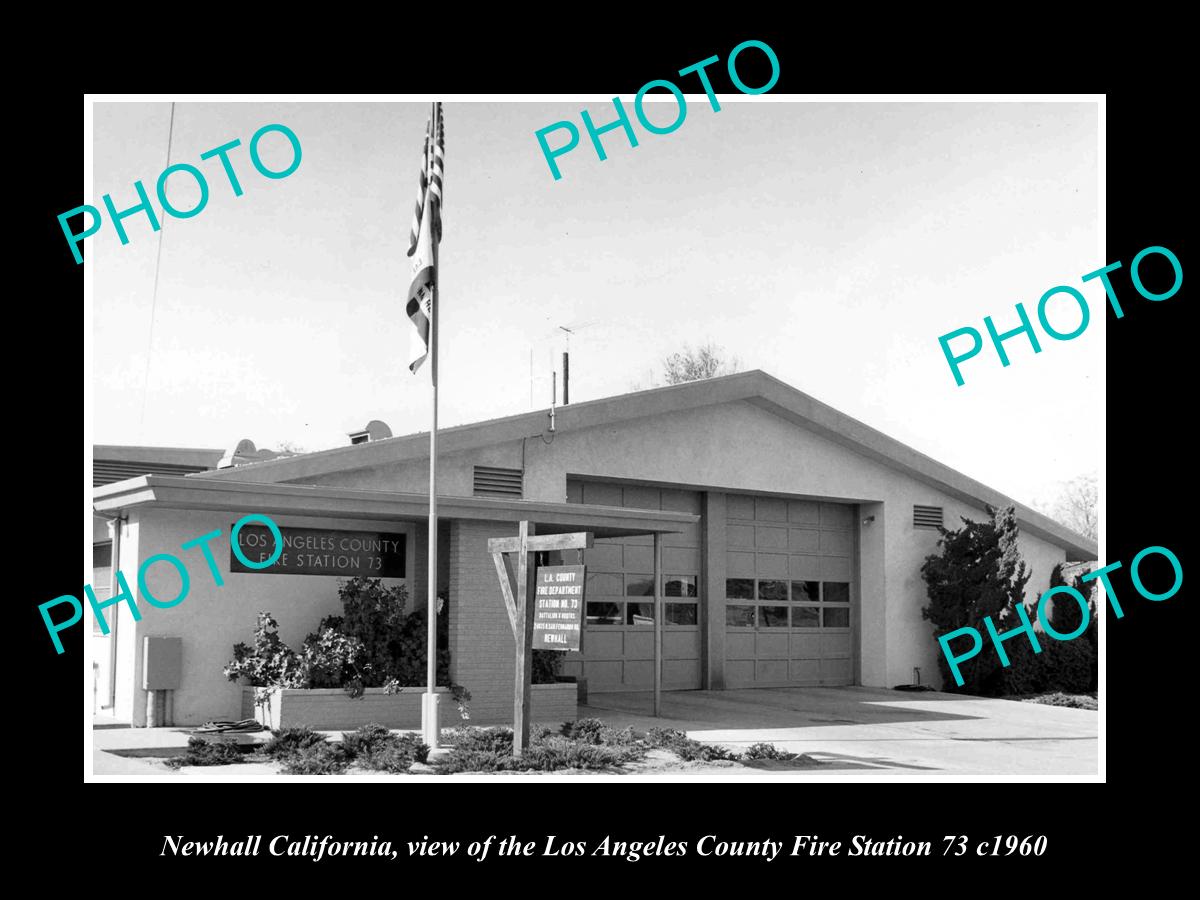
[
  {"x1": 556, "y1": 676, "x2": 588, "y2": 705},
  {"x1": 242, "y1": 682, "x2": 579, "y2": 731},
  {"x1": 242, "y1": 687, "x2": 454, "y2": 731},
  {"x1": 529, "y1": 682, "x2": 579, "y2": 725}
]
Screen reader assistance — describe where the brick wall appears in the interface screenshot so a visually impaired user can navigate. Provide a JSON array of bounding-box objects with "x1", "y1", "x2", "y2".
[{"x1": 449, "y1": 520, "x2": 578, "y2": 727}]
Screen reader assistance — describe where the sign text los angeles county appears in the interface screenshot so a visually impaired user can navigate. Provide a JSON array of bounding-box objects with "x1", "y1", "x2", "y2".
[{"x1": 39, "y1": 514, "x2": 294, "y2": 654}]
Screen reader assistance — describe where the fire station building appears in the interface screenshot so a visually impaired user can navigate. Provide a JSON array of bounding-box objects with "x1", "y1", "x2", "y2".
[{"x1": 92, "y1": 370, "x2": 1096, "y2": 727}]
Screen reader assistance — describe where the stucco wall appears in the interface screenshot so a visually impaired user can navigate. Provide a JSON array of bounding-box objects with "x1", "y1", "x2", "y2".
[
  {"x1": 290, "y1": 441, "x2": 524, "y2": 496},
  {"x1": 515, "y1": 401, "x2": 1069, "y2": 689},
  {"x1": 118, "y1": 508, "x2": 414, "y2": 726},
  {"x1": 281, "y1": 399, "x2": 1072, "y2": 692}
]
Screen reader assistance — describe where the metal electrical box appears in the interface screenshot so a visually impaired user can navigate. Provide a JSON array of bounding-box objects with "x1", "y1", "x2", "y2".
[{"x1": 142, "y1": 637, "x2": 183, "y2": 690}]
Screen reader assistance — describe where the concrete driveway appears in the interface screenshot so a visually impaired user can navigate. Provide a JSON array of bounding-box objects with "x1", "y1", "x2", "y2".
[{"x1": 580, "y1": 686, "x2": 1098, "y2": 778}]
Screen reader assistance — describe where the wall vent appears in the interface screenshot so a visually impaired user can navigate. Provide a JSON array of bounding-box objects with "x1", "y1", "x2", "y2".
[
  {"x1": 913, "y1": 505, "x2": 944, "y2": 529},
  {"x1": 473, "y1": 465, "x2": 523, "y2": 498}
]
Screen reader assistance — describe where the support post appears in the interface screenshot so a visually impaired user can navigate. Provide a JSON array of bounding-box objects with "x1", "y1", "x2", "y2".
[
  {"x1": 513, "y1": 521, "x2": 536, "y2": 756},
  {"x1": 654, "y1": 531, "x2": 663, "y2": 717},
  {"x1": 422, "y1": 102, "x2": 442, "y2": 751}
]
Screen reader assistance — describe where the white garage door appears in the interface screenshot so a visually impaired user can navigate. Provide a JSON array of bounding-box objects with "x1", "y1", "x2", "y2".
[
  {"x1": 563, "y1": 480, "x2": 703, "y2": 692},
  {"x1": 724, "y1": 494, "x2": 856, "y2": 687}
]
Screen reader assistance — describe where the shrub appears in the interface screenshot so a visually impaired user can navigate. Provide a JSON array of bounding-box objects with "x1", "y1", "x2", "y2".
[
  {"x1": 1039, "y1": 637, "x2": 1096, "y2": 693},
  {"x1": 532, "y1": 649, "x2": 562, "y2": 684},
  {"x1": 921, "y1": 506, "x2": 1031, "y2": 696},
  {"x1": 435, "y1": 750, "x2": 512, "y2": 774},
  {"x1": 297, "y1": 623, "x2": 373, "y2": 695},
  {"x1": 743, "y1": 743, "x2": 789, "y2": 760},
  {"x1": 1023, "y1": 692, "x2": 1098, "y2": 710},
  {"x1": 337, "y1": 577, "x2": 408, "y2": 677},
  {"x1": 165, "y1": 736, "x2": 245, "y2": 769},
  {"x1": 263, "y1": 726, "x2": 327, "y2": 759},
  {"x1": 561, "y1": 718, "x2": 637, "y2": 746},
  {"x1": 223, "y1": 613, "x2": 303, "y2": 688},
  {"x1": 341, "y1": 723, "x2": 394, "y2": 759},
  {"x1": 445, "y1": 727, "x2": 514, "y2": 754},
  {"x1": 432, "y1": 732, "x2": 643, "y2": 774},
  {"x1": 1001, "y1": 565, "x2": 1097, "y2": 696},
  {"x1": 281, "y1": 743, "x2": 350, "y2": 775},
  {"x1": 645, "y1": 727, "x2": 741, "y2": 762},
  {"x1": 519, "y1": 741, "x2": 638, "y2": 771},
  {"x1": 561, "y1": 718, "x2": 605, "y2": 742},
  {"x1": 396, "y1": 733, "x2": 431, "y2": 765},
  {"x1": 360, "y1": 734, "x2": 431, "y2": 773}
]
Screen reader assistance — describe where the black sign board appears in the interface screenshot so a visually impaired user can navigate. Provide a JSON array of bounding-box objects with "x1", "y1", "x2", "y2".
[
  {"x1": 230, "y1": 525, "x2": 406, "y2": 577},
  {"x1": 532, "y1": 565, "x2": 586, "y2": 651}
]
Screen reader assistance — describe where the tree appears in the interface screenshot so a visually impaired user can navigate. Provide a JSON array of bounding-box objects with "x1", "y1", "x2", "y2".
[
  {"x1": 663, "y1": 342, "x2": 741, "y2": 384},
  {"x1": 920, "y1": 506, "x2": 1031, "y2": 695},
  {"x1": 1037, "y1": 473, "x2": 1097, "y2": 541},
  {"x1": 631, "y1": 342, "x2": 742, "y2": 390}
]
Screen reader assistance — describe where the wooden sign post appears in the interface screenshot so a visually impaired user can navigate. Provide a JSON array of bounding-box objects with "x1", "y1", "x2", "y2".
[{"x1": 489, "y1": 522, "x2": 593, "y2": 757}]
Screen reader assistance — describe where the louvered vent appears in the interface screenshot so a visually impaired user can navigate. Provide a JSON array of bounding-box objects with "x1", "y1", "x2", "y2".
[
  {"x1": 473, "y1": 465, "x2": 523, "y2": 498},
  {"x1": 913, "y1": 505, "x2": 944, "y2": 529}
]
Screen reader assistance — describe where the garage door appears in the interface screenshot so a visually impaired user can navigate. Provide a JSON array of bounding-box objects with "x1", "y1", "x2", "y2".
[
  {"x1": 562, "y1": 480, "x2": 703, "y2": 692},
  {"x1": 724, "y1": 494, "x2": 856, "y2": 687}
]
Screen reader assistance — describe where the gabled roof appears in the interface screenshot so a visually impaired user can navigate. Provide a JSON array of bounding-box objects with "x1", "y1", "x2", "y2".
[
  {"x1": 93, "y1": 444, "x2": 224, "y2": 487},
  {"x1": 92, "y1": 475, "x2": 697, "y2": 539},
  {"x1": 192, "y1": 370, "x2": 1098, "y2": 559}
]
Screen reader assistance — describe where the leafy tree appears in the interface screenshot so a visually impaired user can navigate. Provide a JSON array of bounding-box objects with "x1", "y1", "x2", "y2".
[{"x1": 921, "y1": 506, "x2": 1031, "y2": 695}]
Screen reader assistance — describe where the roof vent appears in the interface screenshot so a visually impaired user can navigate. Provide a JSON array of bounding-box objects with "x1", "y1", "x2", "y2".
[
  {"x1": 349, "y1": 420, "x2": 393, "y2": 445},
  {"x1": 218, "y1": 439, "x2": 258, "y2": 469},
  {"x1": 474, "y1": 465, "x2": 523, "y2": 498},
  {"x1": 913, "y1": 505, "x2": 944, "y2": 529}
]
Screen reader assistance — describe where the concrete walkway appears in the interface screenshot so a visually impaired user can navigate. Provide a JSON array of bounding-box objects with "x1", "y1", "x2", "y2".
[
  {"x1": 91, "y1": 686, "x2": 1098, "y2": 779},
  {"x1": 581, "y1": 686, "x2": 1098, "y2": 777}
]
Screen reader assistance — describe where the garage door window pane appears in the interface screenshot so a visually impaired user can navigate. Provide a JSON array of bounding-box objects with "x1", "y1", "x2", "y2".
[
  {"x1": 791, "y1": 580, "x2": 819, "y2": 603},
  {"x1": 665, "y1": 575, "x2": 698, "y2": 597},
  {"x1": 726, "y1": 605, "x2": 756, "y2": 627},
  {"x1": 726, "y1": 578, "x2": 754, "y2": 600},
  {"x1": 586, "y1": 602, "x2": 622, "y2": 625},
  {"x1": 823, "y1": 607, "x2": 850, "y2": 628},
  {"x1": 627, "y1": 603, "x2": 655, "y2": 625},
  {"x1": 823, "y1": 582, "x2": 850, "y2": 604},
  {"x1": 587, "y1": 573, "x2": 623, "y2": 596},
  {"x1": 793, "y1": 606, "x2": 819, "y2": 628},
  {"x1": 626, "y1": 575, "x2": 655, "y2": 596},
  {"x1": 665, "y1": 603, "x2": 697, "y2": 625},
  {"x1": 757, "y1": 579, "x2": 788, "y2": 602},
  {"x1": 760, "y1": 605, "x2": 789, "y2": 627}
]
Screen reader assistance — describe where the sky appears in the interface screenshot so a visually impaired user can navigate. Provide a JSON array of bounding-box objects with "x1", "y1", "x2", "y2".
[{"x1": 91, "y1": 98, "x2": 1100, "y2": 510}]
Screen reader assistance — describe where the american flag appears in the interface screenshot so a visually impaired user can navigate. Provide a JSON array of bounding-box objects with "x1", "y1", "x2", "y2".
[{"x1": 407, "y1": 102, "x2": 445, "y2": 374}]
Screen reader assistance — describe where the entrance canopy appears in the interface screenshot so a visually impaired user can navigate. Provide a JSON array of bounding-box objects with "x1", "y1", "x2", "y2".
[{"x1": 93, "y1": 475, "x2": 698, "y2": 539}]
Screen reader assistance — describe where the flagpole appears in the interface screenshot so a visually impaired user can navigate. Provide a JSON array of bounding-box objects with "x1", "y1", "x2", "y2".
[{"x1": 423, "y1": 101, "x2": 441, "y2": 751}]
